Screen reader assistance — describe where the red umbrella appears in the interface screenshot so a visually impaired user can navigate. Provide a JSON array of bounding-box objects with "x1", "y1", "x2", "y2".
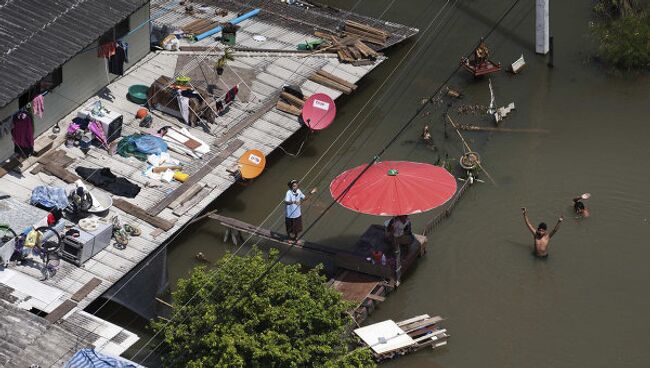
[
  {"x1": 329, "y1": 161, "x2": 457, "y2": 216},
  {"x1": 302, "y1": 93, "x2": 336, "y2": 130}
]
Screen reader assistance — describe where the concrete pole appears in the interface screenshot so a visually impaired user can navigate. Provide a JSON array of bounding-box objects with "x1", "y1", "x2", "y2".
[{"x1": 535, "y1": 0, "x2": 549, "y2": 54}]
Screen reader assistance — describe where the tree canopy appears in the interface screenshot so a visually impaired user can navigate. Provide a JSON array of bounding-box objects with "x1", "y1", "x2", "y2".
[
  {"x1": 592, "y1": 0, "x2": 650, "y2": 70},
  {"x1": 152, "y1": 249, "x2": 375, "y2": 368}
]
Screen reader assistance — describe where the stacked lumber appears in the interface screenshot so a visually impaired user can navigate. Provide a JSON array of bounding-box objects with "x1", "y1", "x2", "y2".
[
  {"x1": 182, "y1": 19, "x2": 219, "y2": 35},
  {"x1": 308, "y1": 69, "x2": 358, "y2": 95},
  {"x1": 314, "y1": 30, "x2": 381, "y2": 65},
  {"x1": 343, "y1": 20, "x2": 389, "y2": 46},
  {"x1": 276, "y1": 91, "x2": 306, "y2": 116}
]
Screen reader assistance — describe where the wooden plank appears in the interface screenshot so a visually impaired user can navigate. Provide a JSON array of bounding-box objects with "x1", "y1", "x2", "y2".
[
  {"x1": 276, "y1": 101, "x2": 301, "y2": 116},
  {"x1": 214, "y1": 97, "x2": 278, "y2": 147},
  {"x1": 316, "y1": 69, "x2": 358, "y2": 90},
  {"x1": 45, "y1": 300, "x2": 77, "y2": 323},
  {"x1": 366, "y1": 293, "x2": 386, "y2": 302},
  {"x1": 40, "y1": 163, "x2": 78, "y2": 184},
  {"x1": 114, "y1": 198, "x2": 175, "y2": 231},
  {"x1": 71, "y1": 277, "x2": 102, "y2": 302},
  {"x1": 168, "y1": 182, "x2": 205, "y2": 210},
  {"x1": 146, "y1": 139, "x2": 243, "y2": 216},
  {"x1": 173, "y1": 186, "x2": 212, "y2": 216},
  {"x1": 280, "y1": 91, "x2": 305, "y2": 108},
  {"x1": 308, "y1": 73, "x2": 353, "y2": 94}
]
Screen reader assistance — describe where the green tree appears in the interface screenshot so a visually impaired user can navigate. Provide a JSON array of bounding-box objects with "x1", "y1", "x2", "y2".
[
  {"x1": 592, "y1": 0, "x2": 650, "y2": 70},
  {"x1": 152, "y1": 249, "x2": 375, "y2": 368}
]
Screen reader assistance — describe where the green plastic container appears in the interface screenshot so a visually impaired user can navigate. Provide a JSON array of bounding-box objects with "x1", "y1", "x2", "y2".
[{"x1": 128, "y1": 84, "x2": 149, "y2": 105}]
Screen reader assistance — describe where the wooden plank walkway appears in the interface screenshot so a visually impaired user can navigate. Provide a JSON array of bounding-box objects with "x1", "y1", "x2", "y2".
[{"x1": 207, "y1": 214, "x2": 427, "y2": 324}]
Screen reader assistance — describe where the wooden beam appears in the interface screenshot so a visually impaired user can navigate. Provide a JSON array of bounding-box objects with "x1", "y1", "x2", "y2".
[
  {"x1": 45, "y1": 300, "x2": 77, "y2": 323},
  {"x1": 146, "y1": 139, "x2": 243, "y2": 216},
  {"x1": 308, "y1": 74, "x2": 354, "y2": 94},
  {"x1": 168, "y1": 183, "x2": 205, "y2": 210},
  {"x1": 71, "y1": 277, "x2": 102, "y2": 302},
  {"x1": 173, "y1": 186, "x2": 212, "y2": 216},
  {"x1": 280, "y1": 91, "x2": 306, "y2": 108},
  {"x1": 276, "y1": 101, "x2": 302, "y2": 116},
  {"x1": 114, "y1": 199, "x2": 175, "y2": 231},
  {"x1": 366, "y1": 293, "x2": 386, "y2": 302}
]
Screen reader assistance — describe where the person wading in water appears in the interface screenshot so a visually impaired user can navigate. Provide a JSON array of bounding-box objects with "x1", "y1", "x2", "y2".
[
  {"x1": 572, "y1": 193, "x2": 591, "y2": 218},
  {"x1": 522, "y1": 207, "x2": 563, "y2": 258}
]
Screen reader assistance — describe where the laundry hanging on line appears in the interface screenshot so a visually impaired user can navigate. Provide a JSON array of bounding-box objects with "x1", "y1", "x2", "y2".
[
  {"x1": 108, "y1": 41, "x2": 128, "y2": 75},
  {"x1": 32, "y1": 94, "x2": 44, "y2": 118},
  {"x1": 12, "y1": 111, "x2": 34, "y2": 157},
  {"x1": 98, "y1": 42, "x2": 116, "y2": 58}
]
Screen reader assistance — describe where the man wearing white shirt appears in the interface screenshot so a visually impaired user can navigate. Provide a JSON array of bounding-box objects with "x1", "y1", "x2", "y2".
[{"x1": 284, "y1": 180, "x2": 305, "y2": 242}]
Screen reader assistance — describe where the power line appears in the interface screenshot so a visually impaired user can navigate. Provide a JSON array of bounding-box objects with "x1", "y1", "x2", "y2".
[
  {"x1": 135, "y1": 0, "x2": 524, "y2": 363},
  {"x1": 230, "y1": 0, "x2": 524, "y2": 318},
  {"x1": 131, "y1": 0, "x2": 464, "y2": 363}
]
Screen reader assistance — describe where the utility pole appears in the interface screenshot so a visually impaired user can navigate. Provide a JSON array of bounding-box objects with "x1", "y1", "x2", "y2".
[{"x1": 535, "y1": 0, "x2": 549, "y2": 54}]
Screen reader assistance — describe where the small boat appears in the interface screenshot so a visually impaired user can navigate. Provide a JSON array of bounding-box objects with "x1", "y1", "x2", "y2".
[
  {"x1": 509, "y1": 53, "x2": 526, "y2": 73},
  {"x1": 461, "y1": 39, "x2": 501, "y2": 77}
]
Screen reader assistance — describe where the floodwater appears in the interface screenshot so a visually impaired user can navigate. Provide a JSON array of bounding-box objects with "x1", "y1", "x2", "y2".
[{"x1": 107, "y1": 0, "x2": 650, "y2": 366}]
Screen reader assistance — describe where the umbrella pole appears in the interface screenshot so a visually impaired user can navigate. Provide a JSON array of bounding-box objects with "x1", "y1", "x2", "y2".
[{"x1": 394, "y1": 237, "x2": 402, "y2": 287}]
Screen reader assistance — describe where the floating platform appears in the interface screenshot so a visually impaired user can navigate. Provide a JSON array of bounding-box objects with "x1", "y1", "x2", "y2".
[{"x1": 354, "y1": 314, "x2": 449, "y2": 362}]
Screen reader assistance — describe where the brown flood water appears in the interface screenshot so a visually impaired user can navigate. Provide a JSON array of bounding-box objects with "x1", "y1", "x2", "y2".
[{"x1": 110, "y1": 0, "x2": 650, "y2": 366}]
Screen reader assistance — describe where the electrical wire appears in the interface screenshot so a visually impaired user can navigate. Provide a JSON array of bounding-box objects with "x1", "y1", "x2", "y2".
[
  {"x1": 130, "y1": 0, "x2": 464, "y2": 362},
  {"x1": 134, "y1": 0, "x2": 524, "y2": 364}
]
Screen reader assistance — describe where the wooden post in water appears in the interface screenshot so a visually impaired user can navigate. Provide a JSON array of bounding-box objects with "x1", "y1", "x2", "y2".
[{"x1": 536, "y1": 0, "x2": 550, "y2": 54}]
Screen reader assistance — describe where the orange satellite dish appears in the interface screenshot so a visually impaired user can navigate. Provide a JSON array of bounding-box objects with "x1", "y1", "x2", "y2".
[{"x1": 238, "y1": 149, "x2": 266, "y2": 179}]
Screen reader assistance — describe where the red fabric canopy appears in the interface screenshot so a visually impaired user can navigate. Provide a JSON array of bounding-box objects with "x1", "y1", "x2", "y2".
[
  {"x1": 302, "y1": 93, "x2": 336, "y2": 130},
  {"x1": 329, "y1": 161, "x2": 457, "y2": 216}
]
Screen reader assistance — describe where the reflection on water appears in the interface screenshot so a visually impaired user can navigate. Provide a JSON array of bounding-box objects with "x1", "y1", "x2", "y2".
[{"x1": 112, "y1": 0, "x2": 650, "y2": 366}]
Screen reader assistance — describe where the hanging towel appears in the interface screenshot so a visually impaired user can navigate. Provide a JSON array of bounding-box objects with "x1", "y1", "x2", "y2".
[
  {"x1": 98, "y1": 42, "x2": 116, "y2": 58},
  {"x1": 32, "y1": 94, "x2": 44, "y2": 118},
  {"x1": 224, "y1": 85, "x2": 239, "y2": 104},
  {"x1": 108, "y1": 42, "x2": 127, "y2": 75},
  {"x1": 177, "y1": 93, "x2": 190, "y2": 125}
]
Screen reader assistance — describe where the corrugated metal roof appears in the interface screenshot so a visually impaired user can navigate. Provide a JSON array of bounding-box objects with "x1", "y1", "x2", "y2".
[{"x1": 0, "y1": 0, "x2": 149, "y2": 108}]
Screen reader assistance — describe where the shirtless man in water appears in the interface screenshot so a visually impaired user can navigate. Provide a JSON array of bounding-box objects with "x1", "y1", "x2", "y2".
[{"x1": 522, "y1": 207, "x2": 563, "y2": 258}]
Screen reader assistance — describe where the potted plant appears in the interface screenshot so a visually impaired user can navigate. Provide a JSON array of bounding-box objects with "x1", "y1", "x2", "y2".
[
  {"x1": 175, "y1": 75, "x2": 191, "y2": 86},
  {"x1": 215, "y1": 47, "x2": 234, "y2": 75}
]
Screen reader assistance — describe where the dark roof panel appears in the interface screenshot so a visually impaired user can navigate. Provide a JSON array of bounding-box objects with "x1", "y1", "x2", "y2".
[{"x1": 0, "y1": 0, "x2": 149, "y2": 108}]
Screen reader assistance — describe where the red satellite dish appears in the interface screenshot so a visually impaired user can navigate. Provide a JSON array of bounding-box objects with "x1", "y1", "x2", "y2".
[{"x1": 301, "y1": 93, "x2": 336, "y2": 130}]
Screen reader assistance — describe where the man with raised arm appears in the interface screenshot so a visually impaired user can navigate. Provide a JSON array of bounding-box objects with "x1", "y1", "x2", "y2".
[{"x1": 522, "y1": 207, "x2": 563, "y2": 258}]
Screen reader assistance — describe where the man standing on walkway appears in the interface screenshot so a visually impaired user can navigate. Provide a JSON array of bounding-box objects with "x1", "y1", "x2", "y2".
[
  {"x1": 522, "y1": 207, "x2": 563, "y2": 258},
  {"x1": 285, "y1": 180, "x2": 305, "y2": 242}
]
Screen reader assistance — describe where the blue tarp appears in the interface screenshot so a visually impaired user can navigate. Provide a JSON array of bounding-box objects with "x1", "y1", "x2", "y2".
[
  {"x1": 30, "y1": 186, "x2": 69, "y2": 210},
  {"x1": 117, "y1": 134, "x2": 168, "y2": 160},
  {"x1": 65, "y1": 349, "x2": 142, "y2": 368}
]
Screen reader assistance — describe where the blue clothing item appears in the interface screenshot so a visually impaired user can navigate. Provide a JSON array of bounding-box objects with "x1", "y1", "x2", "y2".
[
  {"x1": 65, "y1": 348, "x2": 141, "y2": 368},
  {"x1": 284, "y1": 189, "x2": 305, "y2": 218},
  {"x1": 30, "y1": 186, "x2": 69, "y2": 210}
]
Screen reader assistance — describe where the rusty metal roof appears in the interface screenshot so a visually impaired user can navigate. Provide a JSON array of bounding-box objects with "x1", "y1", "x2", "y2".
[{"x1": 0, "y1": 0, "x2": 149, "y2": 108}]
